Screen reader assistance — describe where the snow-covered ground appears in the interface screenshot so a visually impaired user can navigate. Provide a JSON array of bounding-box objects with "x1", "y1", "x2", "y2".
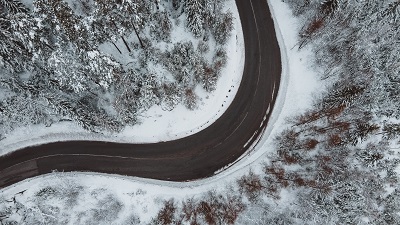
[
  {"x1": 1, "y1": 0, "x2": 325, "y2": 224},
  {"x1": 118, "y1": 1, "x2": 244, "y2": 142},
  {"x1": 0, "y1": 0, "x2": 244, "y2": 155}
]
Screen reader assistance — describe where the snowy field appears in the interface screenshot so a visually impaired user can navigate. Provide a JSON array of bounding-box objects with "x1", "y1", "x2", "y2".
[
  {"x1": 1, "y1": 0, "x2": 324, "y2": 223},
  {"x1": 0, "y1": 0, "x2": 244, "y2": 155}
]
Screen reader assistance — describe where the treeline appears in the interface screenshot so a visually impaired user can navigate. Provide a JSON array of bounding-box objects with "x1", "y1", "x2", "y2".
[
  {"x1": 0, "y1": 0, "x2": 234, "y2": 137},
  {"x1": 0, "y1": 175, "x2": 127, "y2": 224}
]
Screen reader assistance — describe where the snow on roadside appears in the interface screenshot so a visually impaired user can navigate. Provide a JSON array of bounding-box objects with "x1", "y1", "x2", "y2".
[
  {"x1": 0, "y1": 1, "x2": 244, "y2": 154},
  {"x1": 1, "y1": 1, "x2": 325, "y2": 224},
  {"x1": 117, "y1": 1, "x2": 244, "y2": 142}
]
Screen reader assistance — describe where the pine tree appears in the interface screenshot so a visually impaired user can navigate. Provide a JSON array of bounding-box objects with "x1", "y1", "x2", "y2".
[
  {"x1": 150, "y1": 11, "x2": 172, "y2": 42},
  {"x1": 347, "y1": 122, "x2": 380, "y2": 145},
  {"x1": 383, "y1": 122, "x2": 400, "y2": 140},
  {"x1": 47, "y1": 47, "x2": 88, "y2": 93},
  {"x1": 93, "y1": 0, "x2": 149, "y2": 48},
  {"x1": 237, "y1": 171, "x2": 265, "y2": 202},
  {"x1": 160, "y1": 82, "x2": 180, "y2": 111},
  {"x1": 33, "y1": 0, "x2": 70, "y2": 48},
  {"x1": 0, "y1": 15, "x2": 32, "y2": 73},
  {"x1": 200, "y1": 65, "x2": 217, "y2": 92},
  {"x1": 49, "y1": 0, "x2": 89, "y2": 49},
  {"x1": 211, "y1": 12, "x2": 233, "y2": 44},
  {"x1": 381, "y1": 0, "x2": 400, "y2": 22},
  {"x1": 185, "y1": 0, "x2": 205, "y2": 37},
  {"x1": 320, "y1": 0, "x2": 339, "y2": 16},
  {"x1": 81, "y1": 50, "x2": 121, "y2": 90},
  {"x1": 183, "y1": 88, "x2": 197, "y2": 110},
  {"x1": 0, "y1": 0, "x2": 28, "y2": 14},
  {"x1": 213, "y1": 47, "x2": 227, "y2": 72},
  {"x1": 323, "y1": 85, "x2": 365, "y2": 109},
  {"x1": 172, "y1": 0, "x2": 180, "y2": 11}
]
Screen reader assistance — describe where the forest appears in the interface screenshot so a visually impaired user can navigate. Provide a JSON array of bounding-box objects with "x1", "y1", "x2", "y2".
[
  {"x1": 149, "y1": 0, "x2": 400, "y2": 224},
  {"x1": 0, "y1": 0, "x2": 234, "y2": 138},
  {"x1": 1, "y1": 0, "x2": 400, "y2": 224}
]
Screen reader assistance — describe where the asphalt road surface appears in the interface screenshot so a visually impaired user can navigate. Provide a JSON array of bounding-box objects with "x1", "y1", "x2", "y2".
[{"x1": 0, "y1": 0, "x2": 281, "y2": 189}]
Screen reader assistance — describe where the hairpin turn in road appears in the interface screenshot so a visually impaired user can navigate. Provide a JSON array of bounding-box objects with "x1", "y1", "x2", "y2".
[{"x1": 0, "y1": 0, "x2": 281, "y2": 189}]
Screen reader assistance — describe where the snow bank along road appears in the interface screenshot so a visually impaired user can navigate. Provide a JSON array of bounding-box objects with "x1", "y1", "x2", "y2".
[{"x1": 0, "y1": 0, "x2": 281, "y2": 188}]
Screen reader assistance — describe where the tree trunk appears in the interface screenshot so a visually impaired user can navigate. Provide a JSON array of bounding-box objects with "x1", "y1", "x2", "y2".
[
  {"x1": 121, "y1": 36, "x2": 131, "y2": 52},
  {"x1": 112, "y1": 42, "x2": 122, "y2": 54},
  {"x1": 133, "y1": 23, "x2": 145, "y2": 48}
]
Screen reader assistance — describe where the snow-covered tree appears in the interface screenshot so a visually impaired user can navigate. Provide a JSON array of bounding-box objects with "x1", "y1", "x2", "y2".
[
  {"x1": 183, "y1": 88, "x2": 198, "y2": 110},
  {"x1": 213, "y1": 47, "x2": 227, "y2": 72},
  {"x1": 382, "y1": 122, "x2": 400, "y2": 140},
  {"x1": 0, "y1": 0, "x2": 234, "y2": 135},
  {"x1": 159, "y1": 81, "x2": 180, "y2": 111},
  {"x1": 47, "y1": 48, "x2": 89, "y2": 93},
  {"x1": 93, "y1": 0, "x2": 150, "y2": 48},
  {"x1": 211, "y1": 12, "x2": 233, "y2": 44},
  {"x1": 198, "y1": 63, "x2": 218, "y2": 92},
  {"x1": 322, "y1": 85, "x2": 365, "y2": 109},
  {"x1": 50, "y1": 0, "x2": 89, "y2": 48},
  {"x1": 0, "y1": 14, "x2": 32, "y2": 73},
  {"x1": 185, "y1": 0, "x2": 205, "y2": 37},
  {"x1": 0, "y1": 0, "x2": 28, "y2": 14},
  {"x1": 164, "y1": 41, "x2": 200, "y2": 87},
  {"x1": 0, "y1": 94, "x2": 52, "y2": 135},
  {"x1": 150, "y1": 11, "x2": 172, "y2": 42},
  {"x1": 237, "y1": 171, "x2": 265, "y2": 203},
  {"x1": 81, "y1": 50, "x2": 121, "y2": 90},
  {"x1": 48, "y1": 47, "x2": 120, "y2": 93}
]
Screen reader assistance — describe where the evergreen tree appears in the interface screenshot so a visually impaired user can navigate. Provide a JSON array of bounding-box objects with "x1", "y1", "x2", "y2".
[
  {"x1": 51, "y1": 0, "x2": 88, "y2": 47},
  {"x1": 0, "y1": 0, "x2": 28, "y2": 14},
  {"x1": 323, "y1": 85, "x2": 365, "y2": 109},
  {"x1": 183, "y1": 88, "x2": 198, "y2": 110},
  {"x1": 93, "y1": 0, "x2": 149, "y2": 47},
  {"x1": 150, "y1": 11, "x2": 172, "y2": 42},
  {"x1": 320, "y1": 0, "x2": 339, "y2": 16},
  {"x1": 185, "y1": 0, "x2": 205, "y2": 37},
  {"x1": 211, "y1": 12, "x2": 233, "y2": 44},
  {"x1": 383, "y1": 122, "x2": 400, "y2": 140}
]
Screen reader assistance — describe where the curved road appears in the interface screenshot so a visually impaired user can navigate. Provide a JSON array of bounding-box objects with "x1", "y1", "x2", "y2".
[{"x1": 0, "y1": 0, "x2": 281, "y2": 189}]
